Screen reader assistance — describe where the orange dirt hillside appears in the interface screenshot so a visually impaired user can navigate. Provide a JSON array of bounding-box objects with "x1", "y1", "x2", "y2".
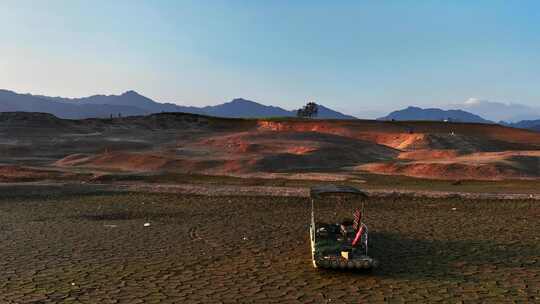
[
  {"x1": 257, "y1": 120, "x2": 540, "y2": 151},
  {"x1": 2, "y1": 112, "x2": 539, "y2": 180}
]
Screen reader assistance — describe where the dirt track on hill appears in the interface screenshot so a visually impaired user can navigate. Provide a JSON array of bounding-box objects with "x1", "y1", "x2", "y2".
[{"x1": 1, "y1": 191, "x2": 538, "y2": 303}]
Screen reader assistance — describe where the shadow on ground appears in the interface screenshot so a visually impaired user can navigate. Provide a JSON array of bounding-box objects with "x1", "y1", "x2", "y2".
[{"x1": 365, "y1": 231, "x2": 539, "y2": 281}]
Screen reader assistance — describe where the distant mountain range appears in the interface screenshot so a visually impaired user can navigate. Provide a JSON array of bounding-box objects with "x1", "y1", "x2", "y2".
[
  {"x1": 504, "y1": 119, "x2": 540, "y2": 132},
  {"x1": 0, "y1": 89, "x2": 355, "y2": 120},
  {"x1": 378, "y1": 106, "x2": 540, "y2": 132},
  {"x1": 378, "y1": 106, "x2": 492, "y2": 124},
  {"x1": 447, "y1": 98, "x2": 540, "y2": 122},
  {"x1": 1, "y1": 88, "x2": 538, "y2": 131}
]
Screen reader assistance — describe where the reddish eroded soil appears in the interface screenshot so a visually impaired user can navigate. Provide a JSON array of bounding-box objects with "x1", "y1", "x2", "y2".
[
  {"x1": 56, "y1": 130, "x2": 399, "y2": 174},
  {"x1": 257, "y1": 119, "x2": 540, "y2": 150},
  {"x1": 361, "y1": 150, "x2": 540, "y2": 180},
  {"x1": 254, "y1": 119, "x2": 540, "y2": 179},
  {"x1": 56, "y1": 152, "x2": 172, "y2": 172},
  {"x1": 360, "y1": 162, "x2": 523, "y2": 181},
  {"x1": 398, "y1": 149, "x2": 461, "y2": 160},
  {"x1": 0, "y1": 165, "x2": 79, "y2": 182},
  {"x1": 2, "y1": 112, "x2": 540, "y2": 181}
]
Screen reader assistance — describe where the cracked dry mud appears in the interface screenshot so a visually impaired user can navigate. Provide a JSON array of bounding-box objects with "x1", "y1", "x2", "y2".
[{"x1": 1, "y1": 191, "x2": 539, "y2": 303}]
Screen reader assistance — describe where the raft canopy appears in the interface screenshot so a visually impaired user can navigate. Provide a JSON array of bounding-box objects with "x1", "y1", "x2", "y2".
[{"x1": 309, "y1": 185, "x2": 368, "y2": 199}]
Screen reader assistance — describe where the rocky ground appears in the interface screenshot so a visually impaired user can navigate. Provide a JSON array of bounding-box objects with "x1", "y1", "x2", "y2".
[{"x1": 1, "y1": 188, "x2": 538, "y2": 303}]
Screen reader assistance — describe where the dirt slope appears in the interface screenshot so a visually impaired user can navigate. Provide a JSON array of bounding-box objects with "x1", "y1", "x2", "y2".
[
  {"x1": 360, "y1": 151, "x2": 540, "y2": 180},
  {"x1": 2, "y1": 112, "x2": 540, "y2": 180},
  {"x1": 257, "y1": 120, "x2": 540, "y2": 151},
  {"x1": 56, "y1": 131, "x2": 398, "y2": 174}
]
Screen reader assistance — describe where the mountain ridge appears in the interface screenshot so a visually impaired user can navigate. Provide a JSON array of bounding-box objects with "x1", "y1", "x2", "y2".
[
  {"x1": 447, "y1": 98, "x2": 540, "y2": 122},
  {"x1": 378, "y1": 106, "x2": 493, "y2": 124},
  {"x1": 1, "y1": 89, "x2": 538, "y2": 130},
  {"x1": 504, "y1": 119, "x2": 540, "y2": 132},
  {"x1": 0, "y1": 89, "x2": 353, "y2": 120}
]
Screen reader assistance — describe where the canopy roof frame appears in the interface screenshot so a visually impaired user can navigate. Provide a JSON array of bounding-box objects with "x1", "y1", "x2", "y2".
[{"x1": 310, "y1": 185, "x2": 368, "y2": 199}]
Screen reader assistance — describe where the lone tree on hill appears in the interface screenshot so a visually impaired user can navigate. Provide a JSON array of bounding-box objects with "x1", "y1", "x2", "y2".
[{"x1": 297, "y1": 102, "x2": 319, "y2": 118}]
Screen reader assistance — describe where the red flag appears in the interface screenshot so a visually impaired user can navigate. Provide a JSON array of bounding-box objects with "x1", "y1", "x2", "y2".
[
  {"x1": 352, "y1": 225, "x2": 365, "y2": 247},
  {"x1": 353, "y1": 210, "x2": 362, "y2": 231}
]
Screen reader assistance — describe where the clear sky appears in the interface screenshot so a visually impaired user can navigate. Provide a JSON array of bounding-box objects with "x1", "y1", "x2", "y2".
[{"x1": 1, "y1": 1, "x2": 539, "y2": 117}]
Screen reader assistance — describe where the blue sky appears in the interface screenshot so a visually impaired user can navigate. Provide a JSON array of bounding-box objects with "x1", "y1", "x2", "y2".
[{"x1": 1, "y1": 1, "x2": 539, "y2": 117}]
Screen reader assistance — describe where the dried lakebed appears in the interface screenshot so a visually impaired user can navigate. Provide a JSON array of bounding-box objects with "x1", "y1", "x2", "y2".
[{"x1": 0, "y1": 191, "x2": 539, "y2": 303}]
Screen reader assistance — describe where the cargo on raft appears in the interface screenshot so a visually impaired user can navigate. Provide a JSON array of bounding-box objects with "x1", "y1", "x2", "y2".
[{"x1": 309, "y1": 185, "x2": 378, "y2": 270}]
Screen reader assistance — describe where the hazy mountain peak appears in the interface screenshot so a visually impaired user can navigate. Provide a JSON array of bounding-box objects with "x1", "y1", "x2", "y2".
[
  {"x1": 464, "y1": 97, "x2": 484, "y2": 105},
  {"x1": 406, "y1": 106, "x2": 422, "y2": 110},
  {"x1": 121, "y1": 90, "x2": 141, "y2": 97},
  {"x1": 447, "y1": 98, "x2": 540, "y2": 122},
  {"x1": 228, "y1": 98, "x2": 258, "y2": 105},
  {"x1": 0, "y1": 89, "x2": 16, "y2": 94},
  {"x1": 379, "y1": 106, "x2": 492, "y2": 123}
]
